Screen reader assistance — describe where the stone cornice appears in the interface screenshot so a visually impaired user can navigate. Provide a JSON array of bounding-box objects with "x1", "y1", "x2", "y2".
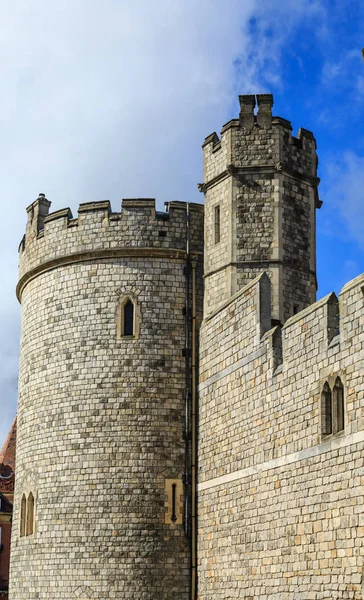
[
  {"x1": 204, "y1": 260, "x2": 317, "y2": 280},
  {"x1": 17, "y1": 247, "x2": 203, "y2": 302},
  {"x1": 198, "y1": 163, "x2": 321, "y2": 200},
  {"x1": 198, "y1": 429, "x2": 364, "y2": 491},
  {"x1": 198, "y1": 170, "x2": 230, "y2": 192}
]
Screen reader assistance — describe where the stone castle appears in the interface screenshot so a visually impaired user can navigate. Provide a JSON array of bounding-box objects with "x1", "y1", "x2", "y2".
[{"x1": 8, "y1": 94, "x2": 364, "y2": 599}]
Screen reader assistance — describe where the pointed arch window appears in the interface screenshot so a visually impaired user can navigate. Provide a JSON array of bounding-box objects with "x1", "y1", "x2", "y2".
[
  {"x1": 116, "y1": 295, "x2": 140, "y2": 339},
  {"x1": 20, "y1": 494, "x2": 26, "y2": 537},
  {"x1": 26, "y1": 492, "x2": 35, "y2": 535},
  {"x1": 321, "y1": 382, "x2": 332, "y2": 436},
  {"x1": 333, "y1": 377, "x2": 344, "y2": 433},
  {"x1": 321, "y1": 377, "x2": 345, "y2": 437},
  {"x1": 124, "y1": 300, "x2": 134, "y2": 336}
]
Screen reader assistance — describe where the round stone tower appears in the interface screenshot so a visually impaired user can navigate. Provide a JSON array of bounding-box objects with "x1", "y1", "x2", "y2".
[{"x1": 9, "y1": 196, "x2": 203, "y2": 599}]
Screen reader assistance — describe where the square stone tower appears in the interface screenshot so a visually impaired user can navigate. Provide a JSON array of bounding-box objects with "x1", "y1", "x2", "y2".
[{"x1": 200, "y1": 94, "x2": 321, "y2": 323}]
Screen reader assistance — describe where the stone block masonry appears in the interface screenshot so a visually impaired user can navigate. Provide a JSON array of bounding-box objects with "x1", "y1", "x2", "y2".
[
  {"x1": 8, "y1": 93, "x2": 364, "y2": 600},
  {"x1": 197, "y1": 272, "x2": 364, "y2": 599},
  {"x1": 201, "y1": 94, "x2": 320, "y2": 323},
  {"x1": 198, "y1": 94, "x2": 363, "y2": 600},
  {"x1": 10, "y1": 197, "x2": 204, "y2": 599}
]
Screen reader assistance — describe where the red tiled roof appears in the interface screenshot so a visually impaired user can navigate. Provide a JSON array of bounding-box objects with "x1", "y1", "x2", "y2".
[
  {"x1": 0, "y1": 418, "x2": 16, "y2": 471},
  {"x1": 0, "y1": 466, "x2": 15, "y2": 493}
]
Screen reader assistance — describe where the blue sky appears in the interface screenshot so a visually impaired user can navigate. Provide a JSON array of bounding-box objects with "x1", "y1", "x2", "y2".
[{"x1": 0, "y1": 0, "x2": 363, "y2": 445}]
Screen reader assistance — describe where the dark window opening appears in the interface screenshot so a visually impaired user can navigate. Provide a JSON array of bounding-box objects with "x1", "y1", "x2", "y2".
[
  {"x1": 20, "y1": 494, "x2": 26, "y2": 537},
  {"x1": 321, "y1": 382, "x2": 332, "y2": 436},
  {"x1": 26, "y1": 492, "x2": 35, "y2": 536},
  {"x1": 124, "y1": 300, "x2": 134, "y2": 336},
  {"x1": 322, "y1": 378, "x2": 345, "y2": 437},
  {"x1": 214, "y1": 205, "x2": 220, "y2": 244},
  {"x1": 171, "y1": 483, "x2": 177, "y2": 523},
  {"x1": 334, "y1": 377, "x2": 344, "y2": 433}
]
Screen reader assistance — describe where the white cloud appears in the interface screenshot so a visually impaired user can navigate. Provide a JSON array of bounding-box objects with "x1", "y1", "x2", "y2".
[
  {"x1": 320, "y1": 49, "x2": 364, "y2": 106},
  {"x1": 322, "y1": 152, "x2": 364, "y2": 248}
]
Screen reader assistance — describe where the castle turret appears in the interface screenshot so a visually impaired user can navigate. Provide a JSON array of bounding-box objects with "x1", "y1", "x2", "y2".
[
  {"x1": 200, "y1": 93, "x2": 321, "y2": 323},
  {"x1": 10, "y1": 196, "x2": 203, "y2": 599}
]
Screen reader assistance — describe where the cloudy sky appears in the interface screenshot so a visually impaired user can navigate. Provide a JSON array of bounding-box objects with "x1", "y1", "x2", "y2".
[{"x1": 0, "y1": 0, "x2": 363, "y2": 446}]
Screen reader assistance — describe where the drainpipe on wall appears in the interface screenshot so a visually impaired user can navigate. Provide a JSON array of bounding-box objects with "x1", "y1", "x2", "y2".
[
  {"x1": 191, "y1": 259, "x2": 198, "y2": 600},
  {"x1": 183, "y1": 204, "x2": 191, "y2": 540},
  {"x1": 183, "y1": 204, "x2": 198, "y2": 599}
]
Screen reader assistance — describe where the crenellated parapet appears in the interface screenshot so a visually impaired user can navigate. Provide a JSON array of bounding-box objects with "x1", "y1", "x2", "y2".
[
  {"x1": 17, "y1": 195, "x2": 204, "y2": 301},
  {"x1": 198, "y1": 270, "x2": 364, "y2": 599},
  {"x1": 199, "y1": 270, "x2": 364, "y2": 473},
  {"x1": 201, "y1": 270, "x2": 364, "y2": 385},
  {"x1": 201, "y1": 94, "x2": 321, "y2": 323},
  {"x1": 201, "y1": 94, "x2": 319, "y2": 191},
  {"x1": 13, "y1": 195, "x2": 205, "y2": 599}
]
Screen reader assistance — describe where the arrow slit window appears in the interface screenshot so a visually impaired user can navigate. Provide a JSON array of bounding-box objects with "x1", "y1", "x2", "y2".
[
  {"x1": 214, "y1": 205, "x2": 220, "y2": 244},
  {"x1": 116, "y1": 295, "x2": 140, "y2": 339}
]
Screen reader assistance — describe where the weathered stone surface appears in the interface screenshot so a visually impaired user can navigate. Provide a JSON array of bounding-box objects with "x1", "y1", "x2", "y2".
[
  {"x1": 202, "y1": 100, "x2": 319, "y2": 322},
  {"x1": 10, "y1": 199, "x2": 203, "y2": 599},
  {"x1": 9, "y1": 94, "x2": 364, "y2": 600},
  {"x1": 198, "y1": 95, "x2": 363, "y2": 600},
  {"x1": 198, "y1": 227, "x2": 364, "y2": 597}
]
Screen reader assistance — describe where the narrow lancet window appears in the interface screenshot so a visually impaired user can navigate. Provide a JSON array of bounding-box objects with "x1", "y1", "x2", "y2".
[
  {"x1": 26, "y1": 492, "x2": 35, "y2": 536},
  {"x1": 116, "y1": 295, "x2": 139, "y2": 339},
  {"x1": 164, "y1": 479, "x2": 183, "y2": 525},
  {"x1": 214, "y1": 205, "x2": 220, "y2": 244},
  {"x1": 20, "y1": 494, "x2": 26, "y2": 537},
  {"x1": 333, "y1": 377, "x2": 344, "y2": 433},
  {"x1": 171, "y1": 483, "x2": 177, "y2": 523},
  {"x1": 124, "y1": 300, "x2": 134, "y2": 336},
  {"x1": 321, "y1": 382, "x2": 332, "y2": 436}
]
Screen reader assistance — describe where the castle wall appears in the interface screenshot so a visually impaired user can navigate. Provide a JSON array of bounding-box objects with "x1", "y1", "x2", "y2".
[
  {"x1": 198, "y1": 273, "x2": 364, "y2": 599},
  {"x1": 10, "y1": 199, "x2": 204, "y2": 600}
]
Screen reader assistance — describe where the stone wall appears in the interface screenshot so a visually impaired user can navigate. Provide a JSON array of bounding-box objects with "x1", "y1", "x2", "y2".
[
  {"x1": 198, "y1": 272, "x2": 364, "y2": 599},
  {"x1": 10, "y1": 198, "x2": 204, "y2": 600},
  {"x1": 201, "y1": 130, "x2": 234, "y2": 315},
  {"x1": 18, "y1": 198, "x2": 203, "y2": 294},
  {"x1": 201, "y1": 95, "x2": 319, "y2": 323}
]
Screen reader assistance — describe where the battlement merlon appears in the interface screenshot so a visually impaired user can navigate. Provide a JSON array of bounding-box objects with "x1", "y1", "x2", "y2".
[
  {"x1": 25, "y1": 193, "x2": 52, "y2": 237},
  {"x1": 17, "y1": 195, "x2": 204, "y2": 302},
  {"x1": 201, "y1": 272, "x2": 272, "y2": 347},
  {"x1": 201, "y1": 269, "x2": 364, "y2": 387},
  {"x1": 200, "y1": 94, "x2": 319, "y2": 193}
]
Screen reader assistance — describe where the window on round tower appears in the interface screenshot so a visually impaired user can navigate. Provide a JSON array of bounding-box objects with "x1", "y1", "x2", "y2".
[
  {"x1": 116, "y1": 294, "x2": 140, "y2": 339},
  {"x1": 124, "y1": 300, "x2": 134, "y2": 336},
  {"x1": 26, "y1": 492, "x2": 35, "y2": 536},
  {"x1": 20, "y1": 494, "x2": 26, "y2": 537}
]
